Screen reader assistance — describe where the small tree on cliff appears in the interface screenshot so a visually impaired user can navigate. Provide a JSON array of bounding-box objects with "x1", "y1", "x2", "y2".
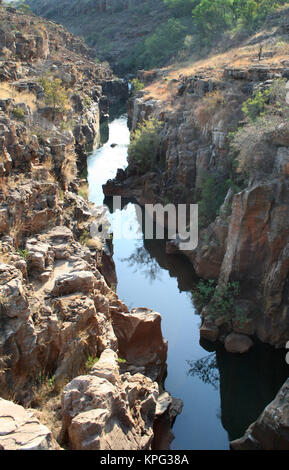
[
  {"x1": 39, "y1": 76, "x2": 68, "y2": 120},
  {"x1": 128, "y1": 118, "x2": 163, "y2": 175}
]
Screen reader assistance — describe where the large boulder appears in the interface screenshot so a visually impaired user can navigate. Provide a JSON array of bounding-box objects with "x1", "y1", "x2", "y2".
[
  {"x1": 110, "y1": 307, "x2": 168, "y2": 379},
  {"x1": 200, "y1": 320, "x2": 219, "y2": 342},
  {"x1": 0, "y1": 263, "x2": 29, "y2": 319},
  {"x1": 224, "y1": 333, "x2": 253, "y2": 354}
]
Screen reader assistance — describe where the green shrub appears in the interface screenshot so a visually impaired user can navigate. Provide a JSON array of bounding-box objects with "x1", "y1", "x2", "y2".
[
  {"x1": 198, "y1": 172, "x2": 230, "y2": 227},
  {"x1": 85, "y1": 356, "x2": 99, "y2": 371},
  {"x1": 232, "y1": 79, "x2": 289, "y2": 177},
  {"x1": 83, "y1": 95, "x2": 92, "y2": 109},
  {"x1": 242, "y1": 89, "x2": 270, "y2": 122},
  {"x1": 164, "y1": 0, "x2": 199, "y2": 16},
  {"x1": 118, "y1": 358, "x2": 127, "y2": 364},
  {"x1": 193, "y1": 279, "x2": 241, "y2": 322},
  {"x1": 209, "y1": 281, "x2": 240, "y2": 320},
  {"x1": 12, "y1": 106, "x2": 25, "y2": 121},
  {"x1": 16, "y1": 249, "x2": 29, "y2": 260},
  {"x1": 120, "y1": 18, "x2": 187, "y2": 71},
  {"x1": 128, "y1": 118, "x2": 163, "y2": 175},
  {"x1": 193, "y1": 279, "x2": 216, "y2": 310},
  {"x1": 131, "y1": 78, "x2": 144, "y2": 95}
]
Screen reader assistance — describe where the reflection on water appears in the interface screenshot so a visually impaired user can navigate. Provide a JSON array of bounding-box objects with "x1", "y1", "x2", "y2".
[
  {"x1": 88, "y1": 114, "x2": 289, "y2": 450},
  {"x1": 187, "y1": 353, "x2": 219, "y2": 391},
  {"x1": 121, "y1": 244, "x2": 163, "y2": 282}
]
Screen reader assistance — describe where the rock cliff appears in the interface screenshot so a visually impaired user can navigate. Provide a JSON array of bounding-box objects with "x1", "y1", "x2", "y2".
[
  {"x1": 0, "y1": 6, "x2": 176, "y2": 450},
  {"x1": 103, "y1": 10, "x2": 289, "y2": 351},
  {"x1": 231, "y1": 378, "x2": 289, "y2": 450}
]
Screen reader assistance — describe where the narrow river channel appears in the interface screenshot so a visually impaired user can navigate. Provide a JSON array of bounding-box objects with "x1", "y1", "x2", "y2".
[{"x1": 87, "y1": 113, "x2": 289, "y2": 450}]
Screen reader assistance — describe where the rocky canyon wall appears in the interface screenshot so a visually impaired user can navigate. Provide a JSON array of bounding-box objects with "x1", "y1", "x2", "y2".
[
  {"x1": 104, "y1": 57, "x2": 289, "y2": 350},
  {"x1": 0, "y1": 6, "x2": 177, "y2": 450}
]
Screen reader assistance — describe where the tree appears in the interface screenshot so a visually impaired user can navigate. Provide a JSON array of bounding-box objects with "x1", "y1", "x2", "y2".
[
  {"x1": 192, "y1": 0, "x2": 234, "y2": 42},
  {"x1": 39, "y1": 76, "x2": 67, "y2": 120},
  {"x1": 163, "y1": 0, "x2": 199, "y2": 16},
  {"x1": 128, "y1": 118, "x2": 163, "y2": 175}
]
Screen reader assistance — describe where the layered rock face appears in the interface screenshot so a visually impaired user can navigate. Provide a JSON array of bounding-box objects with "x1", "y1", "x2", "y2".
[
  {"x1": 0, "y1": 6, "x2": 176, "y2": 450},
  {"x1": 0, "y1": 398, "x2": 60, "y2": 450},
  {"x1": 0, "y1": 226, "x2": 117, "y2": 401},
  {"x1": 61, "y1": 349, "x2": 172, "y2": 450},
  {"x1": 104, "y1": 59, "x2": 289, "y2": 349},
  {"x1": 231, "y1": 379, "x2": 289, "y2": 450}
]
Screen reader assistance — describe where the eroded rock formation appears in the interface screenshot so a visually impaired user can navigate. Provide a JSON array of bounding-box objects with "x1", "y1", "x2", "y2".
[
  {"x1": 0, "y1": 398, "x2": 60, "y2": 450},
  {"x1": 0, "y1": 6, "x2": 177, "y2": 451}
]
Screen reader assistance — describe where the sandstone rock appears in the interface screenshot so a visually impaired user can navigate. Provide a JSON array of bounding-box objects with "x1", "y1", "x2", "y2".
[
  {"x1": 52, "y1": 270, "x2": 96, "y2": 296},
  {"x1": 224, "y1": 333, "x2": 253, "y2": 354},
  {"x1": 219, "y1": 182, "x2": 289, "y2": 346},
  {"x1": 0, "y1": 399, "x2": 60, "y2": 450},
  {"x1": 231, "y1": 379, "x2": 289, "y2": 450},
  {"x1": 26, "y1": 239, "x2": 53, "y2": 273},
  {"x1": 62, "y1": 350, "x2": 160, "y2": 450},
  {"x1": 0, "y1": 264, "x2": 29, "y2": 319},
  {"x1": 90, "y1": 348, "x2": 120, "y2": 384},
  {"x1": 110, "y1": 307, "x2": 168, "y2": 378},
  {"x1": 275, "y1": 147, "x2": 289, "y2": 176},
  {"x1": 0, "y1": 207, "x2": 9, "y2": 235},
  {"x1": 155, "y1": 392, "x2": 173, "y2": 417},
  {"x1": 200, "y1": 321, "x2": 219, "y2": 342}
]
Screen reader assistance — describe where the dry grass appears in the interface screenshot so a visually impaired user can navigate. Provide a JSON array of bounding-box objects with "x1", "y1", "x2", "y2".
[
  {"x1": 0, "y1": 83, "x2": 37, "y2": 112},
  {"x1": 86, "y1": 237, "x2": 103, "y2": 251},
  {"x1": 9, "y1": 220, "x2": 26, "y2": 250},
  {"x1": 143, "y1": 34, "x2": 289, "y2": 105},
  {"x1": 30, "y1": 375, "x2": 64, "y2": 443},
  {"x1": 35, "y1": 395, "x2": 63, "y2": 443},
  {"x1": 195, "y1": 90, "x2": 225, "y2": 127},
  {"x1": 78, "y1": 182, "x2": 89, "y2": 200},
  {"x1": 0, "y1": 355, "x2": 10, "y2": 376}
]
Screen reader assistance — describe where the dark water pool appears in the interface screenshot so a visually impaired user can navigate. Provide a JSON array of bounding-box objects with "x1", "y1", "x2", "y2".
[{"x1": 87, "y1": 114, "x2": 289, "y2": 450}]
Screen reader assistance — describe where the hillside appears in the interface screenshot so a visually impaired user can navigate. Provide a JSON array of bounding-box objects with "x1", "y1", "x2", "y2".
[
  {"x1": 26, "y1": 0, "x2": 289, "y2": 76},
  {"x1": 26, "y1": 0, "x2": 169, "y2": 74}
]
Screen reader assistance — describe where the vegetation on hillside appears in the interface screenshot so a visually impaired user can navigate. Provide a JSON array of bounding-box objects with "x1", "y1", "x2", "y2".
[
  {"x1": 38, "y1": 76, "x2": 68, "y2": 119},
  {"x1": 232, "y1": 78, "x2": 289, "y2": 177},
  {"x1": 121, "y1": 0, "x2": 289, "y2": 70},
  {"x1": 27, "y1": 0, "x2": 289, "y2": 73},
  {"x1": 128, "y1": 119, "x2": 163, "y2": 175}
]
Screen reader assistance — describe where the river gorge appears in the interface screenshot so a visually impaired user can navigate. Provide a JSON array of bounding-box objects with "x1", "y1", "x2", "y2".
[
  {"x1": 87, "y1": 112, "x2": 289, "y2": 450},
  {"x1": 1, "y1": 3, "x2": 289, "y2": 451}
]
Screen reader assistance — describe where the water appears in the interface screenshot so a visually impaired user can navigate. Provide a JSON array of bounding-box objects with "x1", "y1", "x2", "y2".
[{"x1": 87, "y1": 114, "x2": 289, "y2": 450}]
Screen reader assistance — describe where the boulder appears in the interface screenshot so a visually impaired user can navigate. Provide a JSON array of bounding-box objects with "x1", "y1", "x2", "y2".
[
  {"x1": 90, "y1": 348, "x2": 120, "y2": 385},
  {"x1": 0, "y1": 264, "x2": 29, "y2": 319},
  {"x1": 224, "y1": 333, "x2": 253, "y2": 354},
  {"x1": 200, "y1": 321, "x2": 219, "y2": 342},
  {"x1": 110, "y1": 307, "x2": 168, "y2": 376},
  {"x1": 52, "y1": 270, "x2": 96, "y2": 296}
]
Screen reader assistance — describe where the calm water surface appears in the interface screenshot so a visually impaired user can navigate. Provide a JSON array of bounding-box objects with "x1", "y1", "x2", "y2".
[{"x1": 87, "y1": 115, "x2": 289, "y2": 450}]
